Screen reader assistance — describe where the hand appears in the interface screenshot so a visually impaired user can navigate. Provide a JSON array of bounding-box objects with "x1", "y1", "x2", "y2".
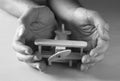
[
  {"x1": 81, "y1": 37, "x2": 109, "y2": 71},
  {"x1": 73, "y1": 8, "x2": 110, "y2": 71},
  {"x1": 15, "y1": 46, "x2": 34, "y2": 63},
  {"x1": 12, "y1": 25, "x2": 35, "y2": 63}
]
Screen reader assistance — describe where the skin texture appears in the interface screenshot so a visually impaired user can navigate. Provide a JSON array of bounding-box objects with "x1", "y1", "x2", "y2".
[
  {"x1": 49, "y1": 0, "x2": 110, "y2": 70},
  {"x1": 12, "y1": 6, "x2": 57, "y2": 67},
  {"x1": 1, "y1": 0, "x2": 109, "y2": 70},
  {"x1": 0, "y1": 0, "x2": 48, "y2": 18}
]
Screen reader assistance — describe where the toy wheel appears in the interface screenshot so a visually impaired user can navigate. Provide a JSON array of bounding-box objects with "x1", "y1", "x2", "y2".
[
  {"x1": 69, "y1": 60, "x2": 73, "y2": 67},
  {"x1": 39, "y1": 60, "x2": 47, "y2": 72},
  {"x1": 77, "y1": 63, "x2": 81, "y2": 70}
]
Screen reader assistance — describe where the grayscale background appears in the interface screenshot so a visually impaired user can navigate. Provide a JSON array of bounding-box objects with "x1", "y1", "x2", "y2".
[{"x1": 0, "y1": 0, "x2": 120, "y2": 81}]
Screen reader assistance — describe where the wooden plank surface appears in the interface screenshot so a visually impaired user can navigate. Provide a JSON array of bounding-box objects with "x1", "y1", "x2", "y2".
[
  {"x1": 35, "y1": 39, "x2": 87, "y2": 48},
  {"x1": 41, "y1": 52, "x2": 83, "y2": 60}
]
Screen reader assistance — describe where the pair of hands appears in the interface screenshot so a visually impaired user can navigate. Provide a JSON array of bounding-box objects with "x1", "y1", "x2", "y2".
[{"x1": 13, "y1": 7, "x2": 109, "y2": 71}]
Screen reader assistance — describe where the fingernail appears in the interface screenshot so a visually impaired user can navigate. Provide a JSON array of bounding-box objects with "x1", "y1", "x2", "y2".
[
  {"x1": 33, "y1": 56, "x2": 39, "y2": 61},
  {"x1": 36, "y1": 64, "x2": 40, "y2": 70}
]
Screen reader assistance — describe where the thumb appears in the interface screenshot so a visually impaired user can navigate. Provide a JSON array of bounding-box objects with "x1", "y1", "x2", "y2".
[{"x1": 90, "y1": 49, "x2": 98, "y2": 57}]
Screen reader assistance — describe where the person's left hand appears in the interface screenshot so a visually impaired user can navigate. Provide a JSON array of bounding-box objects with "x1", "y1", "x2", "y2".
[
  {"x1": 73, "y1": 8, "x2": 110, "y2": 71},
  {"x1": 81, "y1": 37, "x2": 109, "y2": 71}
]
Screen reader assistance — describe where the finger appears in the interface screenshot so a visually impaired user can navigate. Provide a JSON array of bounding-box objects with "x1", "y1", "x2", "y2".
[
  {"x1": 82, "y1": 55, "x2": 90, "y2": 64},
  {"x1": 16, "y1": 53, "x2": 34, "y2": 63},
  {"x1": 13, "y1": 45, "x2": 33, "y2": 55},
  {"x1": 90, "y1": 38, "x2": 109, "y2": 57},
  {"x1": 93, "y1": 54, "x2": 104, "y2": 63},
  {"x1": 27, "y1": 62, "x2": 41, "y2": 70},
  {"x1": 34, "y1": 52, "x2": 42, "y2": 60},
  {"x1": 97, "y1": 42, "x2": 109, "y2": 54},
  {"x1": 25, "y1": 47, "x2": 33, "y2": 55},
  {"x1": 27, "y1": 61, "x2": 47, "y2": 71},
  {"x1": 81, "y1": 63, "x2": 95, "y2": 71},
  {"x1": 89, "y1": 49, "x2": 98, "y2": 57},
  {"x1": 82, "y1": 54, "x2": 104, "y2": 64},
  {"x1": 84, "y1": 54, "x2": 104, "y2": 64}
]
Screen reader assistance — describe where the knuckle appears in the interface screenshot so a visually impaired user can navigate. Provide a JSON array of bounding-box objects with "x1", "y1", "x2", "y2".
[{"x1": 82, "y1": 55, "x2": 90, "y2": 63}]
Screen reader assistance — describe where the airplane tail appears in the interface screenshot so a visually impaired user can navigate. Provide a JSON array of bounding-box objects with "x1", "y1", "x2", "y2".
[{"x1": 48, "y1": 49, "x2": 71, "y2": 65}]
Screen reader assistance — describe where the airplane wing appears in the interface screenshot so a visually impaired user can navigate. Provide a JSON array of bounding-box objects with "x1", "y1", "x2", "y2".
[{"x1": 35, "y1": 39, "x2": 87, "y2": 48}]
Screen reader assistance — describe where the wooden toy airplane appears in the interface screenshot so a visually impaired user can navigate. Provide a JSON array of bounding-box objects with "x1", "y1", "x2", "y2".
[{"x1": 34, "y1": 24, "x2": 87, "y2": 71}]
